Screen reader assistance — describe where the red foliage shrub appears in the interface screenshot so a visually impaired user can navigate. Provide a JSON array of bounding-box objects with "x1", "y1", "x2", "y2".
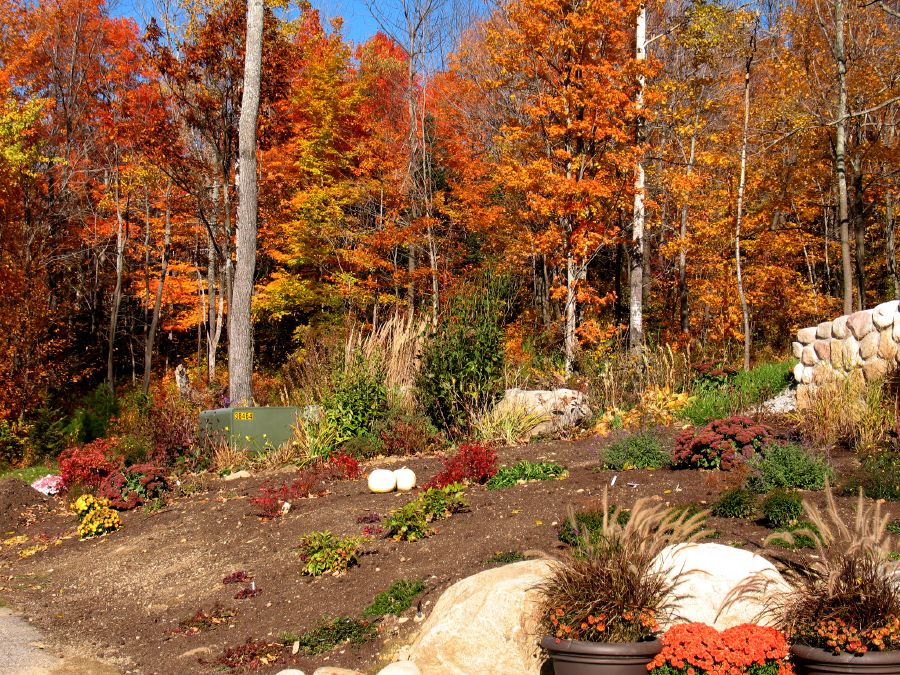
[
  {"x1": 250, "y1": 472, "x2": 324, "y2": 518},
  {"x1": 233, "y1": 587, "x2": 262, "y2": 600},
  {"x1": 59, "y1": 438, "x2": 120, "y2": 488},
  {"x1": 672, "y1": 416, "x2": 778, "y2": 471},
  {"x1": 96, "y1": 462, "x2": 169, "y2": 510},
  {"x1": 148, "y1": 385, "x2": 197, "y2": 465},
  {"x1": 648, "y1": 622, "x2": 793, "y2": 674},
  {"x1": 425, "y1": 442, "x2": 498, "y2": 489},
  {"x1": 223, "y1": 571, "x2": 252, "y2": 584},
  {"x1": 325, "y1": 451, "x2": 361, "y2": 480}
]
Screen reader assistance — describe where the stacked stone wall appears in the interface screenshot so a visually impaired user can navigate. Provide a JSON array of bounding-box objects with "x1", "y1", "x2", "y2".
[{"x1": 793, "y1": 301, "x2": 900, "y2": 408}]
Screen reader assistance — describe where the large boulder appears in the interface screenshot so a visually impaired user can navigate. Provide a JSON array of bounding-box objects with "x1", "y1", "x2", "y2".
[
  {"x1": 651, "y1": 543, "x2": 791, "y2": 630},
  {"x1": 496, "y1": 389, "x2": 591, "y2": 439},
  {"x1": 407, "y1": 559, "x2": 551, "y2": 675}
]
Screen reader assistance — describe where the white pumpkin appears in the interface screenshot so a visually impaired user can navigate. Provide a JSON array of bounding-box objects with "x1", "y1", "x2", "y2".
[
  {"x1": 393, "y1": 467, "x2": 417, "y2": 491},
  {"x1": 368, "y1": 469, "x2": 396, "y2": 493}
]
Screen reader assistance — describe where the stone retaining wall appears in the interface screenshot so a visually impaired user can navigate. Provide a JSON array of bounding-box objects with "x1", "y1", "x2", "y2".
[{"x1": 793, "y1": 301, "x2": 900, "y2": 407}]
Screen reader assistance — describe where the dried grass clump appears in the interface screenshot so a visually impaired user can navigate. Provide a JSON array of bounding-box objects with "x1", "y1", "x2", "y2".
[
  {"x1": 536, "y1": 490, "x2": 711, "y2": 643},
  {"x1": 796, "y1": 376, "x2": 894, "y2": 452},
  {"x1": 472, "y1": 403, "x2": 550, "y2": 445},
  {"x1": 768, "y1": 484, "x2": 899, "y2": 650}
]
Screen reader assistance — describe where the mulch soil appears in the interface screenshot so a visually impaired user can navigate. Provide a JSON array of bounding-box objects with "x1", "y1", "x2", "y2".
[
  {"x1": 0, "y1": 432, "x2": 897, "y2": 674},
  {"x1": 0, "y1": 478, "x2": 52, "y2": 534}
]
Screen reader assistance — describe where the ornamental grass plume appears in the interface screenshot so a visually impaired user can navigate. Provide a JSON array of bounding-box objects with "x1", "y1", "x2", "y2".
[
  {"x1": 766, "y1": 482, "x2": 899, "y2": 654},
  {"x1": 537, "y1": 488, "x2": 711, "y2": 643}
]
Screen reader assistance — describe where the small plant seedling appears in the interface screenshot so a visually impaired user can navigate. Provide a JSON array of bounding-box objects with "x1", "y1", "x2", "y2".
[
  {"x1": 285, "y1": 616, "x2": 376, "y2": 655},
  {"x1": 363, "y1": 579, "x2": 425, "y2": 617},
  {"x1": 486, "y1": 460, "x2": 566, "y2": 490},
  {"x1": 222, "y1": 570, "x2": 252, "y2": 584},
  {"x1": 487, "y1": 551, "x2": 526, "y2": 565}
]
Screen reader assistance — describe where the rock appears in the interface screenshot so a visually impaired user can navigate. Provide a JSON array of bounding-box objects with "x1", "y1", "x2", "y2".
[
  {"x1": 179, "y1": 647, "x2": 213, "y2": 659},
  {"x1": 495, "y1": 389, "x2": 591, "y2": 439},
  {"x1": 816, "y1": 321, "x2": 832, "y2": 339},
  {"x1": 879, "y1": 330, "x2": 898, "y2": 360},
  {"x1": 843, "y1": 336, "x2": 860, "y2": 368},
  {"x1": 796, "y1": 326, "x2": 817, "y2": 343},
  {"x1": 894, "y1": 315, "x2": 900, "y2": 342},
  {"x1": 791, "y1": 341, "x2": 803, "y2": 359},
  {"x1": 863, "y1": 358, "x2": 888, "y2": 382},
  {"x1": 408, "y1": 559, "x2": 551, "y2": 675},
  {"x1": 652, "y1": 543, "x2": 791, "y2": 630},
  {"x1": 759, "y1": 387, "x2": 796, "y2": 414},
  {"x1": 813, "y1": 340, "x2": 830, "y2": 361},
  {"x1": 831, "y1": 315, "x2": 849, "y2": 339},
  {"x1": 796, "y1": 384, "x2": 812, "y2": 410},
  {"x1": 223, "y1": 470, "x2": 251, "y2": 481},
  {"x1": 312, "y1": 669, "x2": 360, "y2": 675},
  {"x1": 873, "y1": 301, "x2": 899, "y2": 328},
  {"x1": 377, "y1": 663, "x2": 421, "y2": 675},
  {"x1": 792, "y1": 362, "x2": 804, "y2": 384},
  {"x1": 801, "y1": 344, "x2": 818, "y2": 366},
  {"x1": 175, "y1": 363, "x2": 192, "y2": 399},
  {"x1": 859, "y1": 331, "x2": 880, "y2": 360},
  {"x1": 847, "y1": 310, "x2": 874, "y2": 339},
  {"x1": 277, "y1": 670, "x2": 307, "y2": 675},
  {"x1": 831, "y1": 339, "x2": 846, "y2": 370},
  {"x1": 800, "y1": 366, "x2": 813, "y2": 384}
]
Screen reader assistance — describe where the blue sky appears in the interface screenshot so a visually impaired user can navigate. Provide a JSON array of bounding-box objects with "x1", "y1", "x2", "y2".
[{"x1": 109, "y1": 0, "x2": 383, "y2": 45}]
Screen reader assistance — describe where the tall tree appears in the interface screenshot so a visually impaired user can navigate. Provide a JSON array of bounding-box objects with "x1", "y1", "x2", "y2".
[{"x1": 228, "y1": 0, "x2": 264, "y2": 405}]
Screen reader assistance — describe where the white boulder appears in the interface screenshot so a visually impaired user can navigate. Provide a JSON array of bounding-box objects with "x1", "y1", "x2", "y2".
[
  {"x1": 407, "y1": 559, "x2": 551, "y2": 675},
  {"x1": 651, "y1": 543, "x2": 791, "y2": 630},
  {"x1": 376, "y1": 662, "x2": 421, "y2": 675},
  {"x1": 495, "y1": 389, "x2": 591, "y2": 439}
]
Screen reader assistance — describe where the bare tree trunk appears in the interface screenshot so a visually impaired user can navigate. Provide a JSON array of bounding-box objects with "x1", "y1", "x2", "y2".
[
  {"x1": 735, "y1": 25, "x2": 756, "y2": 372},
  {"x1": 852, "y1": 162, "x2": 866, "y2": 309},
  {"x1": 888, "y1": 191, "x2": 899, "y2": 299},
  {"x1": 565, "y1": 242, "x2": 576, "y2": 376},
  {"x1": 833, "y1": 0, "x2": 853, "y2": 314},
  {"x1": 107, "y1": 169, "x2": 129, "y2": 394},
  {"x1": 143, "y1": 180, "x2": 173, "y2": 395},
  {"x1": 679, "y1": 131, "x2": 696, "y2": 334},
  {"x1": 228, "y1": 0, "x2": 264, "y2": 406},
  {"x1": 629, "y1": 1, "x2": 647, "y2": 355}
]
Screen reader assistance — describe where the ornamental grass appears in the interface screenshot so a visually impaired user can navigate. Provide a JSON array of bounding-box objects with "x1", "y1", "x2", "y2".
[
  {"x1": 537, "y1": 489, "x2": 711, "y2": 643},
  {"x1": 766, "y1": 483, "x2": 899, "y2": 654}
]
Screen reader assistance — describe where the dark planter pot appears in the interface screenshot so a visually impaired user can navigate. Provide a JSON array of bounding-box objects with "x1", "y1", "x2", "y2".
[
  {"x1": 540, "y1": 635, "x2": 662, "y2": 675},
  {"x1": 791, "y1": 644, "x2": 900, "y2": 674}
]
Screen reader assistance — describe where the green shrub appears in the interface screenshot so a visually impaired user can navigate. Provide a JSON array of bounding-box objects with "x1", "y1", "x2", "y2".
[
  {"x1": 762, "y1": 489, "x2": 804, "y2": 528},
  {"x1": 0, "y1": 418, "x2": 30, "y2": 467},
  {"x1": 558, "y1": 507, "x2": 631, "y2": 546},
  {"x1": 326, "y1": 352, "x2": 388, "y2": 444},
  {"x1": 384, "y1": 483, "x2": 468, "y2": 541},
  {"x1": 298, "y1": 531, "x2": 367, "y2": 576},
  {"x1": 281, "y1": 617, "x2": 376, "y2": 655},
  {"x1": 680, "y1": 382, "x2": 732, "y2": 426},
  {"x1": 712, "y1": 487, "x2": 757, "y2": 519},
  {"x1": 487, "y1": 551, "x2": 526, "y2": 565},
  {"x1": 486, "y1": 460, "x2": 566, "y2": 490},
  {"x1": 339, "y1": 434, "x2": 382, "y2": 459},
  {"x1": 888, "y1": 520, "x2": 900, "y2": 535},
  {"x1": 363, "y1": 579, "x2": 425, "y2": 618},
  {"x1": 858, "y1": 449, "x2": 900, "y2": 501},
  {"x1": 602, "y1": 432, "x2": 669, "y2": 470},
  {"x1": 417, "y1": 278, "x2": 507, "y2": 433},
  {"x1": 747, "y1": 443, "x2": 832, "y2": 492},
  {"x1": 67, "y1": 385, "x2": 118, "y2": 443},
  {"x1": 28, "y1": 406, "x2": 70, "y2": 459}
]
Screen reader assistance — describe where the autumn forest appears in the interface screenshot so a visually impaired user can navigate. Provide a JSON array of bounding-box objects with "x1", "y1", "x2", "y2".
[{"x1": 0, "y1": 0, "x2": 897, "y2": 421}]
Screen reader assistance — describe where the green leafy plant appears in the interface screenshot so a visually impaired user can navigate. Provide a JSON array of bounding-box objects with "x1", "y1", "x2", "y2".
[
  {"x1": 363, "y1": 579, "x2": 425, "y2": 617},
  {"x1": 417, "y1": 278, "x2": 507, "y2": 433},
  {"x1": 298, "y1": 531, "x2": 367, "y2": 576},
  {"x1": 711, "y1": 487, "x2": 757, "y2": 519},
  {"x1": 326, "y1": 351, "x2": 388, "y2": 445},
  {"x1": 602, "y1": 432, "x2": 669, "y2": 470},
  {"x1": 888, "y1": 521, "x2": 900, "y2": 535},
  {"x1": 66, "y1": 385, "x2": 118, "y2": 443},
  {"x1": 487, "y1": 551, "x2": 526, "y2": 565},
  {"x1": 857, "y1": 448, "x2": 900, "y2": 501},
  {"x1": 767, "y1": 522, "x2": 819, "y2": 550},
  {"x1": 762, "y1": 489, "x2": 804, "y2": 528},
  {"x1": 28, "y1": 406, "x2": 70, "y2": 459},
  {"x1": 747, "y1": 443, "x2": 832, "y2": 492},
  {"x1": 486, "y1": 460, "x2": 566, "y2": 490},
  {"x1": 384, "y1": 483, "x2": 468, "y2": 541},
  {"x1": 281, "y1": 616, "x2": 376, "y2": 655},
  {"x1": 679, "y1": 360, "x2": 792, "y2": 426}
]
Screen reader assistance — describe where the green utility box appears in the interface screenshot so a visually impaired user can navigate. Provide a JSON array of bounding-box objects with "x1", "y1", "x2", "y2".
[{"x1": 199, "y1": 406, "x2": 300, "y2": 451}]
